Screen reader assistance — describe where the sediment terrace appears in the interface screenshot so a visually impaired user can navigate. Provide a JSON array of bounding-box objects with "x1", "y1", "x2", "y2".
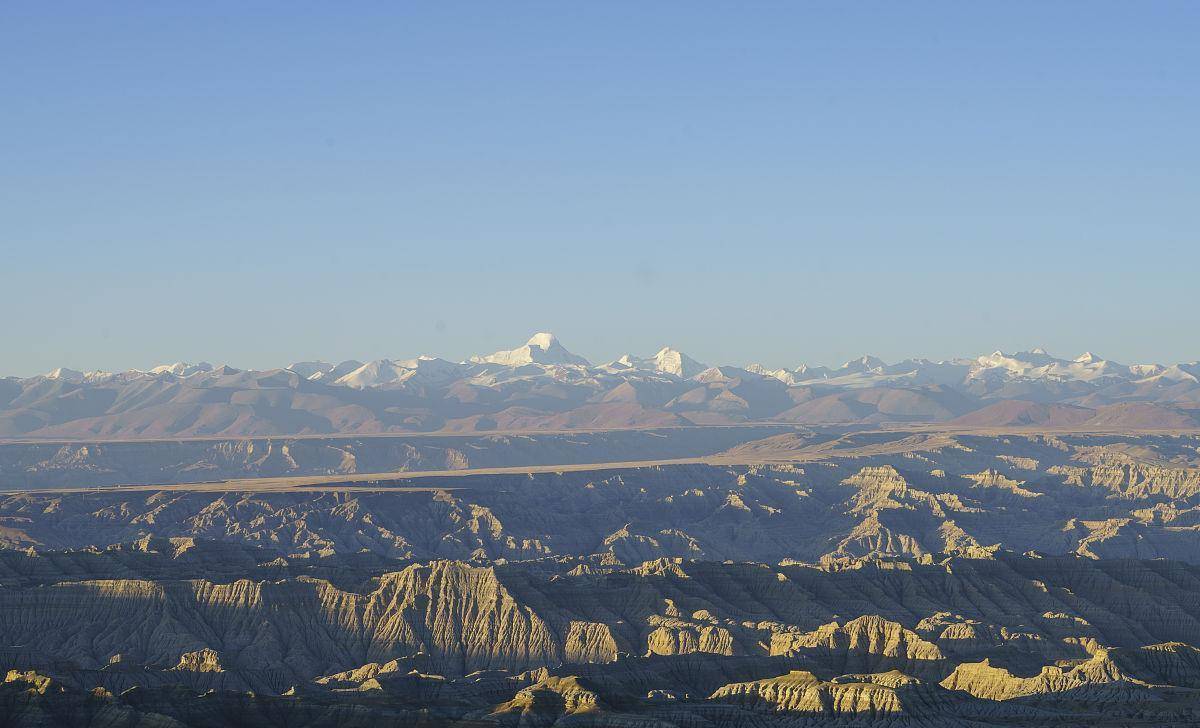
[{"x1": 0, "y1": 425, "x2": 807, "y2": 491}]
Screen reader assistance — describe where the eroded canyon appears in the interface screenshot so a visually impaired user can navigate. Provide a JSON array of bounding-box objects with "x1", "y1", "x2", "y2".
[{"x1": 3, "y1": 429, "x2": 1200, "y2": 725}]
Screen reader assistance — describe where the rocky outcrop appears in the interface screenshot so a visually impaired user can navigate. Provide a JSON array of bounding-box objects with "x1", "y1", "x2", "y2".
[
  {"x1": 770, "y1": 616, "x2": 945, "y2": 677},
  {"x1": 710, "y1": 669, "x2": 957, "y2": 719},
  {"x1": 486, "y1": 675, "x2": 605, "y2": 724},
  {"x1": 172, "y1": 648, "x2": 223, "y2": 673},
  {"x1": 939, "y1": 652, "x2": 1142, "y2": 701}
]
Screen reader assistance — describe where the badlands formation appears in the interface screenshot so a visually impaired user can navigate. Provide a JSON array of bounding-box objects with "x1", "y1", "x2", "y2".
[{"x1": 2, "y1": 427, "x2": 1200, "y2": 724}]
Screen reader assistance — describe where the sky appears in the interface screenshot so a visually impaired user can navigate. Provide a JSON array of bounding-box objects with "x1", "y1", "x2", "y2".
[{"x1": 2, "y1": 3, "x2": 1198, "y2": 376}]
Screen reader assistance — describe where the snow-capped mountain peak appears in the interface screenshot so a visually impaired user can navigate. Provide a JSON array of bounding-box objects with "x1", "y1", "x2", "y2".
[
  {"x1": 44, "y1": 367, "x2": 85, "y2": 382},
  {"x1": 472, "y1": 332, "x2": 591, "y2": 367},
  {"x1": 334, "y1": 356, "x2": 464, "y2": 389},
  {"x1": 839, "y1": 355, "x2": 886, "y2": 373},
  {"x1": 42, "y1": 366, "x2": 119, "y2": 383},
  {"x1": 307, "y1": 360, "x2": 363, "y2": 382},
  {"x1": 525, "y1": 332, "x2": 558, "y2": 351},
  {"x1": 600, "y1": 347, "x2": 706, "y2": 378},
  {"x1": 975, "y1": 349, "x2": 1058, "y2": 373},
  {"x1": 745, "y1": 363, "x2": 800, "y2": 386},
  {"x1": 147, "y1": 362, "x2": 214, "y2": 377},
  {"x1": 334, "y1": 360, "x2": 405, "y2": 388},
  {"x1": 286, "y1": 361, "x2": 334, "y2": 378},
  {"x1": 653, "y1": 347, "x2": 707, "y2": 378}
]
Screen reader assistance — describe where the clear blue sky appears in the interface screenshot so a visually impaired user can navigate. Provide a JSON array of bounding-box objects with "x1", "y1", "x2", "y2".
[{"x1": 3, "y1": 3, "x2": 1197, "y2": 376}]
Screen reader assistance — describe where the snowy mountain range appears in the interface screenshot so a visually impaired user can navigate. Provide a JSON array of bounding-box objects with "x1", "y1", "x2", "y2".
[
  {"x1": 5, "y1": 333, "x2": 1199, "y2": 438},
  {"x1": 33, "y1": 333, "x2": 1197, "y2": 389}
]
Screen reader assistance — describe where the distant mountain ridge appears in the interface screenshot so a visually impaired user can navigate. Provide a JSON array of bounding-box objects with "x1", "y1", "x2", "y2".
[{"x1": 3, "y1": 333, "x2": 1198, "y2": 438}]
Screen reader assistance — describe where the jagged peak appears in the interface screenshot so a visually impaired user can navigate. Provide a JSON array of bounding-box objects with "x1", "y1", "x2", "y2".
[
  {"x1": 526, "y1": 331, "x2": 559, "y2": 349},
  {"x1": 653, "y1": 347, "x2": 706, "y2": 378},
  {"x1": 147, "y1": 361, "x2": 214, "y2": 377},
  {"x1": 44, "y1": 366, "x2": 84, "y2": 381},
  {"x1": 842, "y1": 354, "x2": 886, "y2": 370},
  {"x1": 472, "y1": 332, "x2": 590, "y2": 367}
]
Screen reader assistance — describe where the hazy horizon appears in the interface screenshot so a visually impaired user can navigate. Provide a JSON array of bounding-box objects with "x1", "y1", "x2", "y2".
[
  {"x1": 4, "y1": 3, "x2": 1198, "y2": 375},
  {"x1": 10, "y1": 329, "x2": 1200, "y2": 381}
]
